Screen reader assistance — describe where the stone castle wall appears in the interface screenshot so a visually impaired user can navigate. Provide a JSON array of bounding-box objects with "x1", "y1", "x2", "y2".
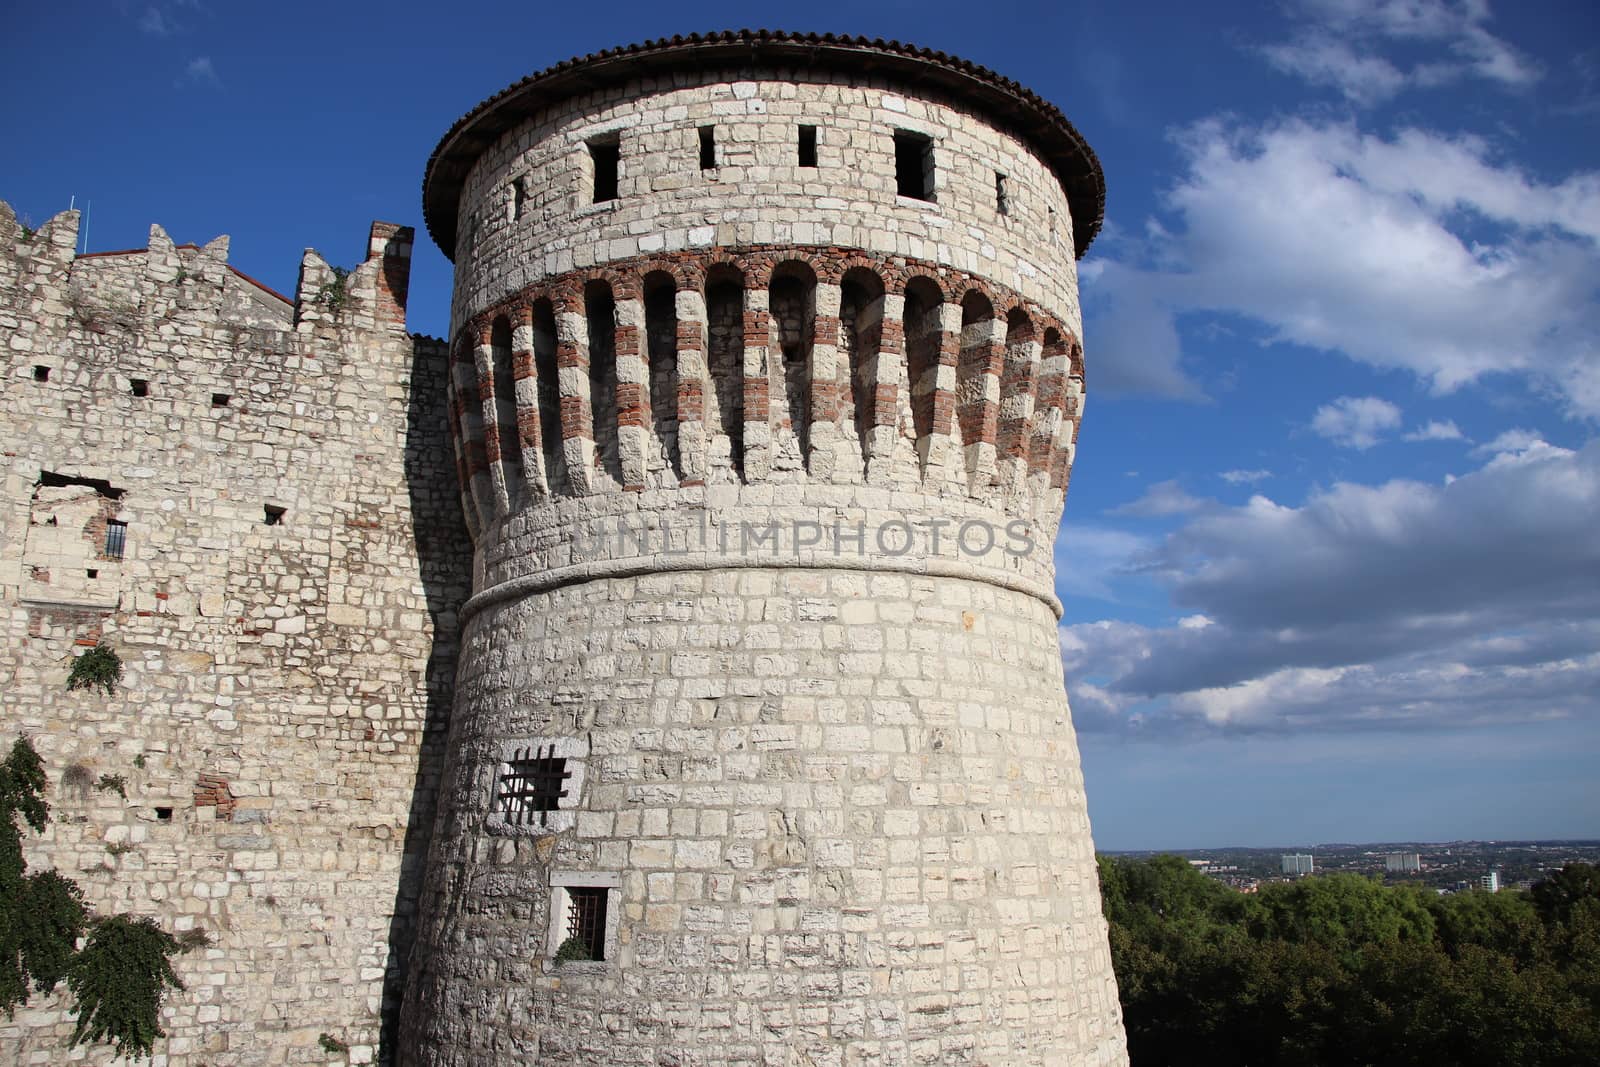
[{"x1": 0, "y1": 201, "x2": 470, "y2": 1065}]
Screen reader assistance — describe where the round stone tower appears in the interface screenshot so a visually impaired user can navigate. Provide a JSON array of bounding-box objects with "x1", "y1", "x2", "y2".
[{"x1": 401, "y1": 31, "x2": 1125, "y2": 1066}]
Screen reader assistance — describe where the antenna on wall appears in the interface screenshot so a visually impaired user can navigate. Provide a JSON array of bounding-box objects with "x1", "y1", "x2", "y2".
[{"x1": 69, "y1": 195, "x2": 91, "y2": 254}]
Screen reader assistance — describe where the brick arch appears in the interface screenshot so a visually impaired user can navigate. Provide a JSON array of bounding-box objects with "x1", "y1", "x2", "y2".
[
  {"x1": 896, "y1": 268, "x2": 956, "y2": 303},
  {"x1": 635, "y1": 259, "x2": 698, "y2": 292},
  {"x1": 836, "y1": 252, "x2": 900, "y2": 291}
]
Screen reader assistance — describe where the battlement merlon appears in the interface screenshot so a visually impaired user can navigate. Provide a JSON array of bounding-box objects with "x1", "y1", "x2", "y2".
[{"x1": 293, "y1": 220, "x2": 414, "y2": 334}]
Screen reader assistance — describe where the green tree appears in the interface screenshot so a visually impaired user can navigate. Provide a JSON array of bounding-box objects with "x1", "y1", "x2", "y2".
[{"x1": 0, "y1": 736, "x2": 186, "y2": 1059}]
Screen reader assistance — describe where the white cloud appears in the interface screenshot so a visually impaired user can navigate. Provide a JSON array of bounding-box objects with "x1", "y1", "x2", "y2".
[
  {"x1": 1220, "y1": 469, "x2": 1272, "y2": 485},
  {"x1": 1261, "y1": 0, "x2": 1541, "y2": 105},
  {"x1": 1053, "y1": 524, "x2": 1149, "y2": 602},
  {"x1": 1062, "y1": 438, "x2": 1600, "y2": 734},
  {"x1": 1087, "y1": 119, "x2": 1600, "y2": 417},
  {"x1": 1470, "y1": 427, "x2": 1546, "y2": 456},
  {"x1": 1403, "y1": 419, "x2": 1466, "y2": 442},
  {"x1": 182, "y1": 56, "x2": 219, "y2": 87},
  {"x1": 139, "y1": 7, "x2": 171, "y2": 35},
  {"x1": 1311, "y1": 395, "x2": 1402, "y2": 449},
  {"x1": 1109, "y1": 479, "x2": 1209, "y2": 517}
]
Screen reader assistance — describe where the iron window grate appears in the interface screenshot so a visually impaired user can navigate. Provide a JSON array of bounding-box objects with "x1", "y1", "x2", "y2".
[
  {"x1": 566, "y1": 887, "x2": 607, "y2": 961},
  {"x1": 494, "y1": 746, "x2": 570, "y2": 828}
]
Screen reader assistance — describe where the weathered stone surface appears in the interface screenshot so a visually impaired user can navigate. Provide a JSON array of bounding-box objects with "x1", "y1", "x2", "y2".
[{"x1": 0, "y1": 205, "x2": 471, "y2": 1063}]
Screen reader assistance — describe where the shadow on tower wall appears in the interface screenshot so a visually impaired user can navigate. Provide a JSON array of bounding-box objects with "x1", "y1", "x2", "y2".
[{"x1": 380, "y1": 334, "x2": 472, "y2": 1062}]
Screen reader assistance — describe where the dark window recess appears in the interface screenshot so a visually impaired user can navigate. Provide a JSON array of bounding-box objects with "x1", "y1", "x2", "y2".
[
  {"x1": 589, "y1": 140, "x2": 620, "y2": 203},
  {"x1": 211, "y1": 393, "x2": 230, "y2": 408},
  {"x1": 154, "y1": 807, "x2": 173, "y2": 822},
  {"x1": 567, "y1": 887, "x2": 608, "y2": 961},
  {"x1": 263, "y1": 504, "x2": 286, "y2": 526},
  {"x1": 85, "y1": 569, "x2": 98, "y2": 579},
  {"x1": 33, "y1": 366, "x2": 49, "y2": 382},
  {"x1": 104, "y1": 520, "x2": 127, "y2": 561},
  {"x1": 996, "y1": 173, "x2": 1010, "y2": 216},
  {"x1": 699, "y1": 126, "x2": 717, "y2": 170},
  {"x1": 512, "y1": 177, "x2": 528, "y2": 220},
  {"x1": 798, "y1": 125, "x2": 818, "y2": 167},
  {"x1": 130, "y1": 379, "x2": 149, "y2": 397},
  {"x1": 894, "y1": 130, "x2": 935, "y2": 201},
  {"x1": 494, "y1": 746, "x2": 571, "y2": 828}
]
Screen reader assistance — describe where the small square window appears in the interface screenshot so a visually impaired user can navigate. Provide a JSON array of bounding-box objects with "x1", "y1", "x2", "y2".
[
  {"x1": 894, "y1": 130, "x2": 934, "y2": 202},
  {"x1": 33, "y1": 366, "x2": 49, "y2": 382},
  {"x1": 589, "y1": 139, "x2": 620, "y2": 204},
  {"x1": 130, "y1": 379, "x2": 149, "y2": 397},
  {"x1": 211, "y1": 393, "x2": 231, "y2": 408},
  {"x1": 263, "y1": 504, "x2": 286, "y2": 526},
  {"x1": 104, "y1": 520, "x2": 127, "y2": 561},
  {"x1": 154, "y1": 806, "x2": 173, "y2": 822},
  {"x1": 798, "y1": 125, "x2": 818, "y2": 168},
  {"x1": 86, "y1": 568, "x2": 98, "y2": 579},
  {"x1": 699, "y1": 126, "x2": 717, "y2": 170}
]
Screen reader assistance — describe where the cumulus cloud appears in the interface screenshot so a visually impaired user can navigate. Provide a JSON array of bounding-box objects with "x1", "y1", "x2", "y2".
[
  {"x1": 1403, "y1": 419, "x2": 1466, "y2": 442},
  {"x1": 1061, "y1": 438, "x2": 1600, "y2": 734},
  {"x1": 1261, "y1": 0, "x2": 1541, "y2": 105},
  {"x1": 1110, "y1": 479, "x2": 1210, "y2": 517},
  {"x1": 1311, "y1": 396, "x2": 1403, "y2": 448},
  {"x1": 1086, "y1": 119, "x2": 1600, "y2": 417}
]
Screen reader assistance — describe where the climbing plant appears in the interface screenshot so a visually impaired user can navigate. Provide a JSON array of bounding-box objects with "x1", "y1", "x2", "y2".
[
  {"x1": 1, "y1": 736, "x2": 192, "y2": 1059},
  {"x1": 66, "y1": 643, "x2": 122, "y2": 696}
]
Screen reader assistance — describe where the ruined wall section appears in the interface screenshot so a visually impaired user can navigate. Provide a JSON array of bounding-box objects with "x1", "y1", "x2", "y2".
[{"x1": 0, "y1": 200, "x2": 470, "y2": 1065}]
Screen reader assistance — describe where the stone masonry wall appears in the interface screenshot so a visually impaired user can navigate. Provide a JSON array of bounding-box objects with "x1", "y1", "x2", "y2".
[
  {"x1": 450, "y1": 72, "x2": 1083, "y2": 337},
  {"x1": 402, "y1": 569, "x2": 1125, "y2": 1066},
  {"x1": 0, "y1": 201, "x2": 470, "y2": 1065}
]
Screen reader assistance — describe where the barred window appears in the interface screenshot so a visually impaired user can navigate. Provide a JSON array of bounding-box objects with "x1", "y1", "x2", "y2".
[
  {"x1": 493, "y1": 745, "x2": 571, "y2": 828},
  {"x1": 103, "y1": 520, "x2": 127, "y2": 561},
  {"x1": 566, "y1": 887, "x2": 608, "y2": 961}
]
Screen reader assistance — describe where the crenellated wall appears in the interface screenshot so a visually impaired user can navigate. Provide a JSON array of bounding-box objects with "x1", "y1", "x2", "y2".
[{"x1": 0, "y1": 199, "x2": 470, "y2": 1065}]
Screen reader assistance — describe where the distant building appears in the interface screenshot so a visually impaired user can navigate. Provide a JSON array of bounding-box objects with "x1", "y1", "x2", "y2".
[
  {"x1": 1282, "y1": 853, "x2": 1316, "y2": 876},
  {"x1": 1386, "y1": 852, "x2": 1422, "y2": 873},
  {"x1": 1481, "y1": 871, "x2": 1502, "y2": 893}
]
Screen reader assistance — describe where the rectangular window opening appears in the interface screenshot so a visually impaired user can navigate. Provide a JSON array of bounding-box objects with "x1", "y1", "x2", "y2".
[
  {"x1": 86, "y1": 568, "x2": 98, "y2": 579},
  {"x1": 130, "y1": 378, "x2": 149, "y2": 397},
  {"x1": 263, "y1": 504, "x2": 286, "y2": 526},
  {"x1": 104, "y1": 520, "x2": 127, "y2": 561},
  {"x1": 567, "y1": 887, "x2": 608, "y2": 961},
  {"x1": 589, "y1": 139, "x2": 620, "y2": 204},
  {"x1": 798, "y1": 125, "x2": 818, "y2": 167},
  {"x1": 154, "y1": 806, "x2": 173, "y2": 822},
  {"x1": 894, "y1": 130, "x2": 934, "y2": 201},
  {"x1": 996, "y1": 172, "x2": 1010, "y2": 216},
  {"x1": 698, "y1": 126, "x2": 717, "y2": 170},
  {"x1": 33, "y1": 366, "x2": 49, "y2": 382},
  {"x1": 512, "y1": 177, "x2": 528, "y2": 220},
  {"x1": 495, "y1": 746, "x2": 571, "y2": 828},
  {"x1": 211, "y1": 393, "x2": 231, "y2": 408}
]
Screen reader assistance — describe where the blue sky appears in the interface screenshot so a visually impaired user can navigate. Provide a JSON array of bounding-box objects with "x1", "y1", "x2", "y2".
[{"x1": 4, "y1": 1, "x2": 1597, "y2": 849}]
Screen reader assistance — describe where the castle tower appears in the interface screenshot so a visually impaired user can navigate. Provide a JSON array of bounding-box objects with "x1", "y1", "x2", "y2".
[{"x1": 401, "y1": 32, "x2": 1124, "y2": 1065}]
